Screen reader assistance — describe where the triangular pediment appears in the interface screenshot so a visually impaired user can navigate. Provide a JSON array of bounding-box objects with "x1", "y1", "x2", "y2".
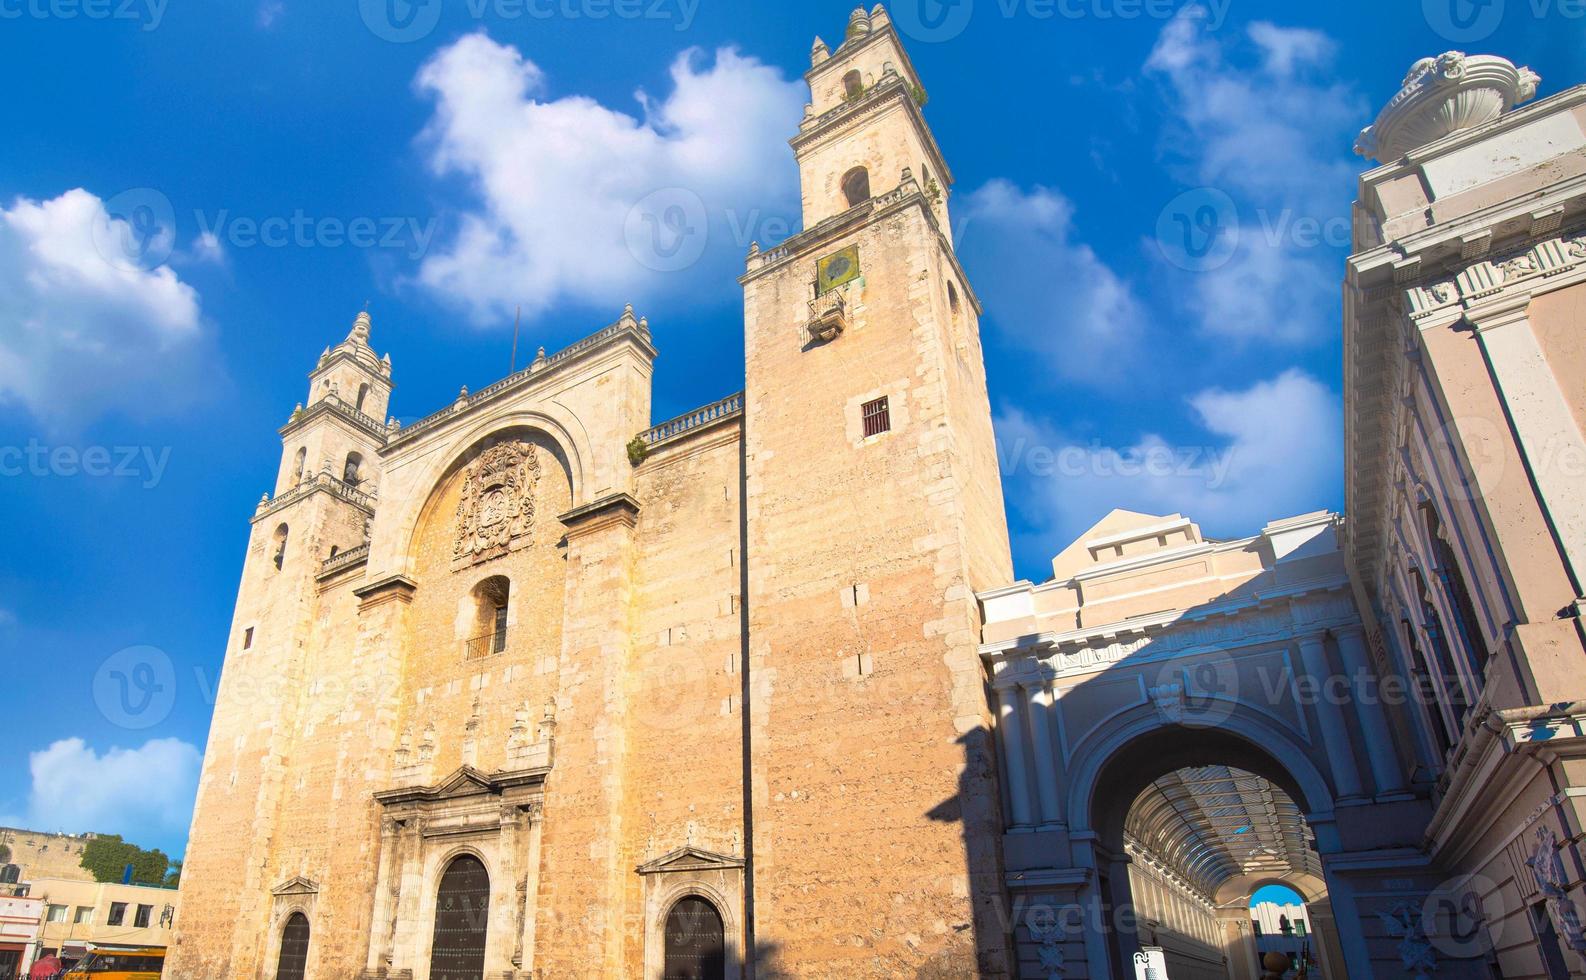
[
  {"x1": 432, "y1": 765, "x2": 497, "y2": 798},
  {"x1": 271, "y1": 875, "x2": 319, "y2": 896},
  {"x1": 636, "y1": 846, "x2": 744, "y2": 876}
]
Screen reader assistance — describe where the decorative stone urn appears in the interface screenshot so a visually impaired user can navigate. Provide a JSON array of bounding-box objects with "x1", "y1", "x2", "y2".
[{"x1": 1356, "y1": 52, "x2": 1540, "y2": 163}]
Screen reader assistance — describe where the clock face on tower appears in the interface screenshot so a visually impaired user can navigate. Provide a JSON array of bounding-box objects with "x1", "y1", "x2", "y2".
[{"x1": 817, "y1": 244, "x2": 862, "y2": 294}]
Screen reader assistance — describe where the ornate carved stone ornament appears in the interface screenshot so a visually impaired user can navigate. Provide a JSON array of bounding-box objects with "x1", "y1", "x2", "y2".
[
  {"x1": 1356, "y1": 52, "x2": 1540, "y2": 163},
  {"x1": 454, "y1": 440, "x2": 541, "y2": 563},
  {"x1": 1528, "y1": 824, "x2": 1586, "y2": 961},
  {"x1": 1377, "y1": 901, "x2": 1437, "y2": 979}
]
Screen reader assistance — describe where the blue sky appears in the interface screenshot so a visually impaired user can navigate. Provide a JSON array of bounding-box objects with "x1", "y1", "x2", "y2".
[{"x1": 0, "y1": 1, "x2": 1575, "y2": 858}]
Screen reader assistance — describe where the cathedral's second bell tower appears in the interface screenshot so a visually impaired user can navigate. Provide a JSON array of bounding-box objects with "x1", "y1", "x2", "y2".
[{"x1": 741, "y1": 6, "x2": 1013, "y2": 975}]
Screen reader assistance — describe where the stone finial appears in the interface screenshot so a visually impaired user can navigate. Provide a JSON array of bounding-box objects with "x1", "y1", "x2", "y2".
[
  {"x1": 1355, "y1": 52, "x2": 1541, "y2": 163},
  {"x1": 846, "y1": 6, "x2": 872, "y2": 39},
  {"x1": 531, "y1": 346, "x2": 547, "y2": 370},
  {"x1": 869, "y1": 4, "x2": 889, "y2": 27},
  {"x1": 620, "y1": 303, "x2": 638, "y2": 327},
  {"x1": 811, "y1": 36, "x2": 830, "y2": 66},
  {"x1": 257, "y1": 493, "x2": 271, "y2": 511},
  {"x1": 538, "y1": 699, "x2": 558, "y2": 743},
  {"x1": 348, "y1": 310, "x2": 372, "y2": 345},
  {"x1": 381, "y1": 351, "x2": 392, "y2": 377},
  {"x1": 418, "y1": 724, "x2": 436, "y2": 763},
  {"x1": 455, "y1": 385, "x2": 469, "y2": 408}
]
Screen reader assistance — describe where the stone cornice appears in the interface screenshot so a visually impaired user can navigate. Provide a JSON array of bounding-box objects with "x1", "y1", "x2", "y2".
[
  {"x1": 252, "y1": 471, "x2": 375, "y2": 523},
  {"x1": 279, "y1": 395, "x2": 391, "y2": 443},
  {"x1": 982, "y1": 580, "x2": 1356, "y2": 683},
  {"x1": 558, "y1": 492, "x2": 640, "y2": 535},
  {"x1": 381, "y1": 315, "x2": 657, "y2": 455},
  {"x1": 353, "y1": 574, "x2": 417, "y2": 609},
  {"x1": 739, "y1": 186, "x2": 982, "y2": 316},
  {"x1": 791, "y1": 73, "x2": 954, "y2": 190}
]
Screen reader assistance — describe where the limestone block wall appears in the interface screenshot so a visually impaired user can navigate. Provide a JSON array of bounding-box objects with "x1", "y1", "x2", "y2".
[{"x1": 742, "y1": 196, "x2": 1010, "y2": 977}]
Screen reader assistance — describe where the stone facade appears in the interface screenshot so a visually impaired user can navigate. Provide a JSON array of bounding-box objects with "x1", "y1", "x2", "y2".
[
  {"x1": 172, "y1": 7, "x2": 1008, "y2": 979},
  {"x1": 0, "y1": 829, "x2": 97, "y2": 893},
  {"x1": 170, "y1": 13, "x2": 1586, "y2": 980}
]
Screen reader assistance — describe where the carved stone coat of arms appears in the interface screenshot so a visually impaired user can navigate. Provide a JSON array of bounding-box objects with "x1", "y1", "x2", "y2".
[{"x1": 454, "y1": 441, "x2": 540, "y2": 563}]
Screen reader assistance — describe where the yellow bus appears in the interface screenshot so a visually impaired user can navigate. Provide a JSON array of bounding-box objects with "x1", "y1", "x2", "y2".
[{"x1": 61, "y1": 947, "x2": 164, "y2": 979}]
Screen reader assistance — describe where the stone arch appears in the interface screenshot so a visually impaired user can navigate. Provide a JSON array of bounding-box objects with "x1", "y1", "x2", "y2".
[
  {"x1": 650, "y1": 882, "x2": 738, "y2": 980},
  {"x1": 417, "y1": 844, "x2": 497, "y2": 977},
  {"x1": 390, "y1": 412, "x2": 587, "y2": 573},
  {"x1": 1066, "y1": 706, "x2": 1337, "y2": 839}
]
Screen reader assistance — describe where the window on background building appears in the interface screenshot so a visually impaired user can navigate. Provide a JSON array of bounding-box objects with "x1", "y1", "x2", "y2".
[
  {"x1": 46, "y1": 904, "x2": 67, "y2": 923},
  {"x1": 0, "y1": 865, "x2": 17, "y2": 884},
  {"x1": 1424, "y1": 506, "x2": 1492, "y2": 677},
  {"x1": 108, "y1": 902, "x2": 127, "y2": 926},
  {"x1": 862, "y1": 396, "x2": 891, "y2": 438},
  {"x1": 73, "y1": 906, "x2": 92, "y2": 924},
  {"x1": 134, "y1": 904, "x2": 152, "y2": 927}
]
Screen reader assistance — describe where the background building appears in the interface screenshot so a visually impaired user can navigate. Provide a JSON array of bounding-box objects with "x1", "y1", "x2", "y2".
[
  {"x1": 0, "y1": 830, "x2": 96, "y2": 897},
  {"x1": 0, "y1": 896, "x2": 42, "y2": 979},
  {"x1": 30, "y1": 878, "x2": 176, "y2": 970}
]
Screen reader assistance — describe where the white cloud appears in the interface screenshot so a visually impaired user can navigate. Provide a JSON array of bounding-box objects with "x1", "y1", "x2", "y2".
[
  {"x1": 957, "y1": 180, "x2": 1146, "y2": 380},
  {"x1": 0, "y1": 189, "x2": 210, "y2": 429},
  {"x1": 256, "y1": 0, "x2": 283, "y2": 28},
  {"x1": 998, "y1": 369, "x2": 1342, "y2": 565},
  {"x1": 11, "y1": 738, "x2": 201, "y2": 852},
  {"x1": 177, "y1": 230, "x2": 227, "y2": 267},
  {"x1": 413, "y1": 33, "x2": 806, "y2": 324},
  {"x1": 1144, "y1": 8, "x2": 1364, "y2": 343}
]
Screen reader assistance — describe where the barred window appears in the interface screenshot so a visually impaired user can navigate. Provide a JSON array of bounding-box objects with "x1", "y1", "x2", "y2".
[{"x1": 862, "y1": 397, "x2": 891, "y2": 438}]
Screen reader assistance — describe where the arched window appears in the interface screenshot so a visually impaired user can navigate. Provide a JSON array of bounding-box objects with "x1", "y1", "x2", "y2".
[
  {"x1": 0, "y1": 864, "x2": 18, "y2": 885},
  {"x1": 274, "y1": 911, "x2": 309, "y2": 980},
  {"x1": 343, "y1": 452, "x2": 364, "y2": 489},
  {"x1": 664, "y1": 896, "x2": 725, "y2": 980},
  {"x1": 292, "y1": 447, "x2": 307, "y2": 486},
  {"x1": 841, "y1": 167, "x2": 871, "y2": 208},
  {"x1": 273, "y1": 524, "x2": 289, "y2": 571},
  {"x1": 429, "y1": 855, "x2": 489, "y2": 980},
  {"x1": 842, "y1": 69, "x2": 863, "y2": 101},
  {"x1": 467, "y1": 576, "x2": 510, "y2": 659},
  {"x1": 355, "y1": 383, "x2": 370, "y2": 413},
  {"x1": 947, "y1": 280, "x2": 961, "y2": 318}
]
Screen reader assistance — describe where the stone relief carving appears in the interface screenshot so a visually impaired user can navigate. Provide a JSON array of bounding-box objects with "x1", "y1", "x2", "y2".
[
  {"x1": 1377, "y1": 901, "x2": 1437, "y2": 978},
  {"x1": 1498, "y1": 248, "x2": 1541, "y2": 282},
  {"x1": 1026, "y1": 906, "x2": 1067, "y2": 979},
  {"x1": 1527, "y1": 824, "x2": 1586, "y2": 960},
  {"x1": 454, "y1": 440, "x2": 541, "y2": 563}
]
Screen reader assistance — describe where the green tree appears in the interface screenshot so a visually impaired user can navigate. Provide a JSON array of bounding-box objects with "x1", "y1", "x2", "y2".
[
  {"x1": 79, "y1": 835, "x2": 170, "y2": 886},
  {"x1": 163, "y1": 860, "x2": 182, "y2": 889}
]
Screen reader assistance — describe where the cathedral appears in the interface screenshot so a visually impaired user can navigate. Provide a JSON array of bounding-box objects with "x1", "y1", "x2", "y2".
[{"x1": 170, "y1": 8, "x2": 1586, "y2": 980}]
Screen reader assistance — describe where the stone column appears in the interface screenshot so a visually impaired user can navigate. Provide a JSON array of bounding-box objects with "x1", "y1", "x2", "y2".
[
  {"x1": 1296, "y1": 633, "x2": 1365, "y2": 802},
  {"x1": 1471, "y1": 301, "x2": 1586, "y2": 597},
  {"x1": 1334, "y1": 625, "x2": 1407, "y2": 796},
  {"x1": 1022, "y1": 678, "x2": 1063, "y2": 826},
  {"x1": 535, "y1": 494, "x2": 641, "y2": 976},
  {"x1": 366, "y1": 816, "x2": 402, "y2": 974},
  {"x1": 996, "y1": 682, "x2": 1034, "y2": 827},
  {"x1": 519, "y1": 802, "x2": 544, "y2": 975}
]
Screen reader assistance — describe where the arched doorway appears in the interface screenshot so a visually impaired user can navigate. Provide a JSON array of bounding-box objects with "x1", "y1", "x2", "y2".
[
  {"x1": 663, "y1": 895, "x2": 725, "y2": 980},
  {"x1": 274, "y1": 911, "x2": 310, "y2": 980},
  {"x1": 1084, "y1": 728, "x2": 1347, "y2": 980},
  {"x1": 429, "y1": 854, "x2": 489, "y2": 980}
]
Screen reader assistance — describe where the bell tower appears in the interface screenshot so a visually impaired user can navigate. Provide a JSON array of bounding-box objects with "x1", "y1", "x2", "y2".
[{"x1": 741, "y1": 6, "x2": 1013, "y2": 975}]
